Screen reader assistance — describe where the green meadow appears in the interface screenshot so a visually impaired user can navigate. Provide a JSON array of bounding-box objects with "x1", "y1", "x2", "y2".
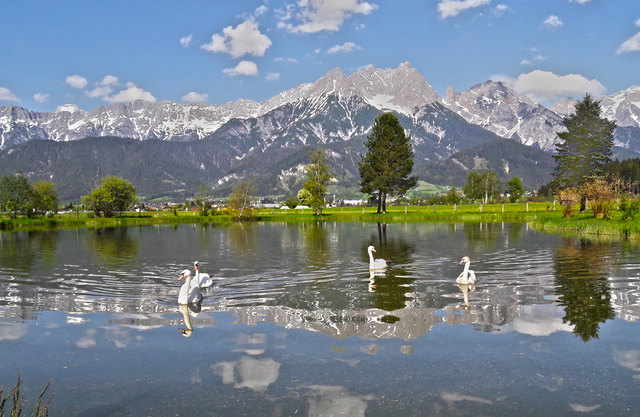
[{"x1": 2, "y1": 202, "x2": 639, "y2": 241}]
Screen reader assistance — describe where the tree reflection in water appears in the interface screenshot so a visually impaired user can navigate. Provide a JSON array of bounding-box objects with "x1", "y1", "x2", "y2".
[
  {"x1": 301, "y1": 221, "x2": 329, "y2": 269},
  {"x1": 84, "y1": 227, "x2": 138, "y2": 266},
  {"x1": 365, "y1": 223, "x2": 416, "y2": 312},
  {"x1": 0, "y1": 230, "x2": 59, "y2": 273},
  {"x1": 553, "y1": 238, "x2": 615, "y2": 341}
]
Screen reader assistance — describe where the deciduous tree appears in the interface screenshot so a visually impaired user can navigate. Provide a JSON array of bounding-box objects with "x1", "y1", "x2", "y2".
[
  {"x1": 506, "y1": 177, "x2": 523, "y2": 203},
  {"x1": 83, "y1": 176, "x2": 136, "y2": 217},
  {"x1": 228, "y1": 178, "x2": 256, "y2": 220},
  {"x1": 303, "y1": 148, "x2": 332, "y2": 215}
]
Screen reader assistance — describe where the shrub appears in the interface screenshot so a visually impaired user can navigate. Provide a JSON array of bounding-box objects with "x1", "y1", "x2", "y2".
[
  {"x1": 580, "y1": 178, "x2": 622, "y2": 219},
  {"x1": 557, "y1": 188, "x2": 579, "y2": 218}
]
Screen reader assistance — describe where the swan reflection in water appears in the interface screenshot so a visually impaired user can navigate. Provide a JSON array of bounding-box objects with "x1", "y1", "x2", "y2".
[
  {"x1": 368, "y1": 270, "x2": 386, "y2": 292},
  {"x1": 457, "y1": 282, "x2": 476, "y2": 310},
  {"x1": 179, "y1": 302, "x2": 201, "y2": 337}
]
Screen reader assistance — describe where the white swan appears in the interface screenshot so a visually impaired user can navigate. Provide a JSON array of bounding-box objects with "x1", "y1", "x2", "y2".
[
  {"x1": 367, "y1": 246, "x2": 388, "y2": 270},
  {"x1": 456, "y1": 256, "x2": 476, "y2": 284},
  {"x1": 193, "y1": 261, "x2": 213, "y2": 288},
  {"x1": 178, "y1": 269, "x2": 202, "y2": 304}
]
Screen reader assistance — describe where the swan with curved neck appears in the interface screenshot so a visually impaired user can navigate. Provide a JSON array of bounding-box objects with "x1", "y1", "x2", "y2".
[
  {"x1": 456, "y1": 256, "x2": 476, "y2": 284},
  {"x1": 178, "y1": 269, "x2": 202, "y2": 304},
  {"x1": 367, "y1": 246, "x2": 388, "y2": 270},
  {"x1": 193, "y1": 261, "x2": 213, "y2": 288}
]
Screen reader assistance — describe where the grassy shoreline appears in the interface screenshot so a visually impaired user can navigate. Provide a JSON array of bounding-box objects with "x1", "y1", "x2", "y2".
[{"x1": 1, "y1": 202, "x2": 639, "y2": 241}]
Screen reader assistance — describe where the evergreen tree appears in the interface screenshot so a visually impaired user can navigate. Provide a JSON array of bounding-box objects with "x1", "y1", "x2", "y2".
[
  {"x1": 303, "y1": 148, "x2": 332, "y2": 216},
  {"x1": 553, "y1": 94, "x2": 616, "y2": 191},
  {"x1": 359, "y1": 113, "x2": 417, "y2": 213}
]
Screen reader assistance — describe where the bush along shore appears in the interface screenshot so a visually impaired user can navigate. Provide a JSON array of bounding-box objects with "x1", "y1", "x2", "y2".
[{"x1": 1, "y1": 202, "x2": 640, "y2": 241}]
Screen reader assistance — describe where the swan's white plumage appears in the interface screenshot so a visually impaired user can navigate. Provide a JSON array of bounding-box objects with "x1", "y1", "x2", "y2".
[
  {"x1": 193, "y1": 261, "x2": 213, "y2": 288},
  {"x1": 178, "y1": 269, "x2": 202, "y2": 304},
  {"x1": 367, "y1": 246, "x2": 388, "y2": 270},
  {"x1": 456, "y1": 256, "x2": 476, "y2": 284}
]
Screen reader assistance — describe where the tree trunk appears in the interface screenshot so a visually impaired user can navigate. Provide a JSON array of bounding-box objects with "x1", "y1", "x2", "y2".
[
  {"x1": 382, "y1": 192, "x2": 387, "y2": 213},
  {"x1": 377, "y1": 192, "x2": 382, "y2": 214},
  {"x1": 580, "y1": 196, "x2": 586, "y2": 212}
]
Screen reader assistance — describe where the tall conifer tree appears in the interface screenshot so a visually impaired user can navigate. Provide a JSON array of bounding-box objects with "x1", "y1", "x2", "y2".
[
  {"x1": 359, "y1": 113, "x2": 417, "y2": 213},
  {"x1": 553, "y1": 94, "x2": 616, "y2": 190}
]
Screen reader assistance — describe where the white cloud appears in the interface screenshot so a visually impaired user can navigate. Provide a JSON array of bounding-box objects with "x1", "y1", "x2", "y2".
[
  {"x1": 33, "y1": 93, "x2": 49, "y2": 103},
  {"x1": 327, "y1": 41, "x2": 360, "y2": 54},
  {"x1": 65, "y1": 75, "x2": 88, "y2": 89},
  {"x1": 99, "y1": 75, "x2": 119, "y2": 86},
  {"x1": 254, "y1": 5, "x2": 268, "y2": 17},
  {"x1": 0, "y1": 87, "x2": 20, "y2": 102},
  {"x1": 520, "y1": 55, "x2": 548, "y2": 65},
  {"x1": 543, "y1": 15, "x2": 563, "y2": 28},
  {"x1": 493, "y1": 4, "x2": 509, "y2": 16},
  {"x1": 279, "y1": 0, "x2": 377, "y2": 33},
  {"x1": 182, "y1": 91, "x2": 209, "y2": 103},
  {"x1": 266, "y1": 72, "x2": 280, "y2": 81},
  {"x1": 202, "y1": 20, "x2": 271, "y2": 58},
  {"x1": 617, "y1": 32, "x2": 640, "y2": 54},
  {"x1": 275, "y1": 57, "x2": 299, "y2": 64},
  {"x1": 357, "y1": 64, "x2": 374, "y2": 71},
  {"x1": 513, "y1": 70, "x2": 606, "y2": 102},
  {"x1": 180, "y1": 34, "x2": 193, "y2": 48},
  {"x1": 569, "y1": 0, "x2": 590, "y2": 4},
  {"x1": 104, "y1": 82, "x2": 156, "y2": 103},
  {"x1": 437, "y1": 0, "x2": 490, "y2": 20},
  {"x1": 636, "y1": 18, "x2": 640, "y2": 27},
  {"x1": 223, "y1": 60, "x2": 259, "y2": 76},
  {"x1": 86, "y1": 86, "x2": 113, "y2": 98}
]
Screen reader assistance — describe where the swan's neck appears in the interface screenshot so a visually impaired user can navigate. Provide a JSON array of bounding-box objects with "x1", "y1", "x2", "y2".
[
  {"x1": 463, "y1": 262, "x2": 470, "y2": 272},
  {"x1": 368, "y1": 250, "x2": 375, "y2": 267}
]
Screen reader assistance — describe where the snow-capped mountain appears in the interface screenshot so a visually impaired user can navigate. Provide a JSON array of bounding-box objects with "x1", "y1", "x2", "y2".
[
  {"x1": 0, "y1": 62, "x2": 442, "y2": 150},
  {"x1": 2, "y1": 63, "x2": 639, "y2": 154},
  {"x1": 442, "y1": 81, "x2": 565, "y2": 151},
  {"x1": 600, "y1": 86, "x2": 640, "y2": 128}
]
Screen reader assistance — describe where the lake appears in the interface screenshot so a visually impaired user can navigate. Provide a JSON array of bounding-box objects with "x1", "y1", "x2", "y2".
[{"x1": 1, "y1": 221, "x2": 639, "y2": 416}]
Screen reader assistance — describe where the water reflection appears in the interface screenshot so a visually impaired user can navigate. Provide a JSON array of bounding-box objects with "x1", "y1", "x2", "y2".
[
  {"x1": 84, "y1": 227, "x2": 138, "y2": 266},
  {"x1": 179, "y1": 303, "x2": 200, "y2": 337},
  {"x1": 1, "y1": 223, "x2": 640, "y2": 343},
  {"x1": 553, "y1": 238, "x2": 616, "y2": 341},
  {"x1": 213, "y1": 355, "x2": 281, "y2": 392},
  {"x1": 0, "y1": 230, "x2": 58, "y2": 273},
  {"x1": 3, "y1": 222, "x2": 640, "y2": 416},
  {"x1": 301, "y1": 222, "x2": 329, "y2": 268},
  {"x1": 305, "y1": 385, "x2": 371, "y2": 417}
]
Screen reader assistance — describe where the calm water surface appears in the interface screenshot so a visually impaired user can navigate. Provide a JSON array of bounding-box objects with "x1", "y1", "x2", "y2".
[{"x1": 1, "y1": 222, "x2": 639, "y2": 416}]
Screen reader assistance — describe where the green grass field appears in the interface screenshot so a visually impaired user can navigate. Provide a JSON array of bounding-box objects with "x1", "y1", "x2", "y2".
[{"x1": 1, "y1": 202, "x2": 639, "y2": 241}]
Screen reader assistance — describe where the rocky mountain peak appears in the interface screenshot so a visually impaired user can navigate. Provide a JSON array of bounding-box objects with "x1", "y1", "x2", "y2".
[{"x1": 443, "y1": 79, "x2": 563, "y2": 151}]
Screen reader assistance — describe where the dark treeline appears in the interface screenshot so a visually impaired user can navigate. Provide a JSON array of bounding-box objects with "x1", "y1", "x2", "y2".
[{"x1": 605, "y1": 158, "x2": 640, "y2": 194}]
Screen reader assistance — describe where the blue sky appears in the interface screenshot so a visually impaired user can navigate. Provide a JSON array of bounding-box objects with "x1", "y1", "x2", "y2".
[{"x1": 1, "y1": 0, "x2": 639, "y2": 112}]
